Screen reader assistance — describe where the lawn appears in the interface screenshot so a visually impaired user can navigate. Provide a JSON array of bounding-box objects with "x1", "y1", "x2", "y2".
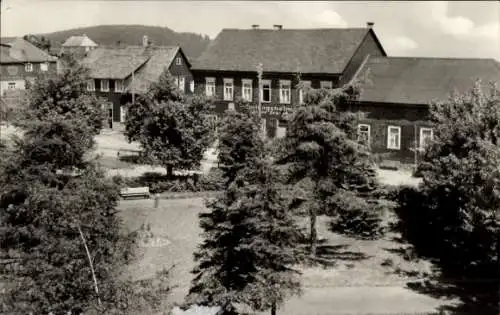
[{"x1": 118, "y1": 197, "x2": 456, "y2": 314}]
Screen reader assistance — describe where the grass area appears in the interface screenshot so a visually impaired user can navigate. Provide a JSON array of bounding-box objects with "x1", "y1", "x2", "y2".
[{"x1": 118, "y1": 197, "x2": 452, "y2": 314}]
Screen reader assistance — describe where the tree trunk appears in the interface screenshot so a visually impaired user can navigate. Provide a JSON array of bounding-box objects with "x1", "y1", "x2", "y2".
[
  {"x1": 166, "y1": 165, "x2": 173, "y2": 179},
  {"x1": 271, "y1": 302, "x2": 277, "y2": 315},
  {"x1": 309, "y1": 206, "x2": 317, "y2": 258}
]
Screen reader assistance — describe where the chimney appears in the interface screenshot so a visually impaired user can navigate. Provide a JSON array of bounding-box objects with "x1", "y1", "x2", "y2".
[
  {"x1": 367, "y1": 22, "x2": 374, "y2": 29},
  {"x1": 251, "y1": 24, "x2": 260, "y2": 29},
  {"x1": 142, "y1": 35, "x2": 149, "y2": 47},
  {"x1": 273, "y1": 24, "x2": 283, "y2": 30}
]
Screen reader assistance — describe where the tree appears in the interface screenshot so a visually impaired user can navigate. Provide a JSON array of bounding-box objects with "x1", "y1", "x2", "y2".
[
  {"x1": 0, "y1": 67, "x2": 171, "y2": 314},
  {"x1": 16, "y1": 55, "x2": 104, "y2": 135},
  {"x1": 276, "y1": 85, "x2": 378, "y2": 257},
  {"x1": 217, "y1": 104, "x2": 266, "y2": 185},
  {"x1": 124, "y1": 70, "x2": 213, "y2": 177},
  {"x1": 395, "y1": 81, "x2": 500, "y2": 314},
  {"x1": 186, "y1": 157, "x2": 302, "y2": 315}
]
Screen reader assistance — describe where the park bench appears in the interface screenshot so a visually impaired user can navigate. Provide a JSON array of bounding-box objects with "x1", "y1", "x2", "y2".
[
  {"x1": 120, "y1": 186, "x2": 151, "y2": 199},
  {"x1": 116, "y1": 148, "x2": 144, "y2": 157}
]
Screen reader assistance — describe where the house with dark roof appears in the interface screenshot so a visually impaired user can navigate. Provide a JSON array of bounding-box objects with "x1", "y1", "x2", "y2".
[
  {"x1": 81, "y1": 37, "x2": 192, "y2": 128},
  {"x1": 0, "y1": 37, "x2": 58, "y2": 96},
  {"x1": 191, "y1": 23, "x2": 386, "y2": 138},
  {"x1": 348, "y1": 56, "x2": 500, "y2": 164}
]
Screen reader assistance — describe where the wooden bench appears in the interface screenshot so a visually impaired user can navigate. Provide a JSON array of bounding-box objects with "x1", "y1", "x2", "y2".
[
  {"x1": 117, "y1": 149, "x2": 143, "y2": 157},
  {"x1": 120, "y1": 186, "x2": 151, "y2": 199}
]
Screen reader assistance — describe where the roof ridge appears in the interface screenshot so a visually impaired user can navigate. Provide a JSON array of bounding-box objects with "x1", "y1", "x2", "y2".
[{"x1": 221, "y1": 27, "x2": 367, "y2": 31}]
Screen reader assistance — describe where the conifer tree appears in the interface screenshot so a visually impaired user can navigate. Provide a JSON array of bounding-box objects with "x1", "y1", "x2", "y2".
[
  {"x1": 277, "y1": 85, "x2": 379, "y2": 257},
  {"x1": 186, "y1": 106, "x2": 302, "y2": 314}
]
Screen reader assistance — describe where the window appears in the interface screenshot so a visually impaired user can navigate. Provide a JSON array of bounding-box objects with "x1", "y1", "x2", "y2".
[
  {"x1": 357, "y1": 124, "x2": 371, "y2": 145},
  {"x1": 86, "y1": 80, "x2": 95, "y2": 91},
  {"x1": 190, "y1": 81, "x2": 195, "y2": 93},
  {"x1": 176, "y1": 57, "x2": 182, "y2": 65},
  {"x1": 242, "y1": 79, "x2": 253, "y2": 102},
  {"x1": 85, "y1": 46, "x2": 90, "y2": 52},
  {"x1": 320, "y1": 81, "x2": 332, "y2": 89},
  {"x1": 299, "y1": 80, "x2": 312, "y2": 105},
  {"x1": 8, "y1": 82, "x2": 16, "y2": 90},
  {"x1": 40, "y1": 63, "x2": 48, "y2": 72},
  {"x1": 115, "y1": 80, "x2": 124, "y2": 93},
  {"x1": 205, "y1": 77, "x2": 216, "y2": 97},
  {"x1": 25, "y1": 63, "x2": 33, "y2": 72},
  {"x1": 176, "y1": 76, "x2": 185, "y2": 93},
  {"x1": 387, "y1": 126, "x2": 401, "y2": 150},
  {"x1": 419, "y1": 127, "x2": 433, "y2": 149},
  {"x1": 101, "y1": 79, "x2": 109, "y2": 92},
  {"x1": 223, "y1": 78, "x2": 234, "y2": 101},
  {"x1": 261, "y1": 80, "x2": 271, "y2": 103},
  {"x1": 228, "y1": 103, "x2": 235, "y2": 110},
  {"x1": 276, "y1": 119, "x2": 287, "y2": 138},
  {"x1": 279, "y1": 80, "x2": 291, "y2": 104}
]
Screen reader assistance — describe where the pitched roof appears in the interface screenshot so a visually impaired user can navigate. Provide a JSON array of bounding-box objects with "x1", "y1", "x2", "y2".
[
  {"x1": 356, "y1": 57, "x2": 500, "y2": 105},
  {"x1": 81, "y1": 45, "x2": 179, "y2": 84},
  {"x1": 0, "y1": 38, "x2": 57, "y2": 63},
  {"x1": 127, "y1": 46, "x2": 180, "y2": 94},
  {"x1": 62, "y1": 34, "x2": 98, "y2": 47},
  {"x1": 192, "y1": 28, "x2": 377, "y2": 74},
  {"x1": 82, "y1": 47, "x2": 150, "y2": 79}
]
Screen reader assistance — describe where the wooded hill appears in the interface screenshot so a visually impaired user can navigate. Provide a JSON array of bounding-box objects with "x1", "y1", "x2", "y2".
[{"x1": 37, "y1": 25, "x2": 212, "y2": 60}]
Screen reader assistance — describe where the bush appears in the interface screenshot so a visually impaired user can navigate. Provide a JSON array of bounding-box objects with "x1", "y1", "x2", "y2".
[
  {"x1": 329, "y1": 190, "x2": 385, "y2": 240},
  {"x1": 120, "y1": 168, "x2": 225, "y2": 194}
]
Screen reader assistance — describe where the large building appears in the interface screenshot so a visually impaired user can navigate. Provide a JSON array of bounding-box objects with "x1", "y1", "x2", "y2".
[
  {"x1": 0, "y1": 37, "x2": 58, "y2": 95},
  {"x1": 81, "y1": 36, "x2": 193, "y2": 128},
  {"x1": 191, "y1": 23, "x2": 386, "y2": 138},
  {"x1": 192, "y1": 23, "x2": 500, "y2": 165}
]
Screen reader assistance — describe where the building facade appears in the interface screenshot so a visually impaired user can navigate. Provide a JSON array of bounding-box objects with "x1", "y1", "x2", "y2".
[
  {"x1": 82, "y1": 36, "x2": 193, "y2": 128},
  {"x1": 191, "y1": 23, "x2": 386, "y2": 138},
  {"x1": 0, "y1": 38, "x2": 58, "y2": 96},
  {"x1": 349, "y1": 56, "x2": 500, "y2": 164}
]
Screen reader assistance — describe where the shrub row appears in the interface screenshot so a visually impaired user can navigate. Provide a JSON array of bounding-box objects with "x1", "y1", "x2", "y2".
[{"x1": 112, "y1": 167, "x2": 224, "y2": 194}]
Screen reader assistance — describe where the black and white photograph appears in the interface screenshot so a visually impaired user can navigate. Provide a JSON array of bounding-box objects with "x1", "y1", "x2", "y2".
[{"x1": 1, "y1": 1, "x2": 499, "y2": 314}]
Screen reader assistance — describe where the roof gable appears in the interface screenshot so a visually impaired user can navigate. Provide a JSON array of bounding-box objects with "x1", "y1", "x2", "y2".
[
  {"x1": 62, "y1": 35, "x2": 98, "y2": 47},
  {"x1": 356, "y1": 57, "x2": 500, "y2": 105},
  {"x1": 192, "y1": 28, "x2": 371, "y2": 74}
]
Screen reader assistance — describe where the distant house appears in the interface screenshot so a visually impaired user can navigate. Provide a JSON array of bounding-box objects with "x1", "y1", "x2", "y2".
[
  {"x1": 61, "y1": 34, "x2": 98, "y2": 58},
  {"x1": 0, "y1": 37, "x2": 58, "y2": 96},
  {"x1": 81, "y1": 35, "x2": 192, "y2": 128},
  {"x1": 191, "y1": 23, "x2": 386, "y2": 138},
  {"x1": 350, "y1": 56, "x2": 500, "y2": 164}
]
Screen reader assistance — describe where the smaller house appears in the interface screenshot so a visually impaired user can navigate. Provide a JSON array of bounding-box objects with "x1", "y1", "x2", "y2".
[
  {"x1": 350, "y1": 56, "x2": 500, "y2": 164},
  {"x1": 81, "y1": 36, "x2": 192, "y2": 128},
  {"x1": 61, "y1": 34, "x2": 98, "y2": 58},
  {"x1": 0, "y1": 37, "x2": 58, "y2": 95}
]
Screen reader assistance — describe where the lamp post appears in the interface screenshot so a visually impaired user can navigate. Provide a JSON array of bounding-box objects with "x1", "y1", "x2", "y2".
[{"x1": 256, "y1": 63, "x2": 264, "y2": 137}]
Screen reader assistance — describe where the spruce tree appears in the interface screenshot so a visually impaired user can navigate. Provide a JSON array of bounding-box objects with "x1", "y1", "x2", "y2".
[
  {"x1": 277, "y1": 85, "x2": 379, "y2": 257},
  {"x1": 186, "y1": 106, "x2": 302, "y2": 314}
]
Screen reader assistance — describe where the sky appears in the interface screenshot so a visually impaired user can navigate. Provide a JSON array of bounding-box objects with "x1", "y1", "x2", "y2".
[{"x1": 1, "y1": 0, "x2": 499, "y2": 60}]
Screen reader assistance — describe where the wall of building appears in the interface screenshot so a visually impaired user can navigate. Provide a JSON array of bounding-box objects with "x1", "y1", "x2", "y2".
[
  {"x1": 342, "y1": 101, "x2": 433, "y2": 163},
  {"x1": 0, "y1": 61, "x2": 57, "y2": 81},
  {"x1": 192, "y1": 70, "x2": 341, "y2": 114}
]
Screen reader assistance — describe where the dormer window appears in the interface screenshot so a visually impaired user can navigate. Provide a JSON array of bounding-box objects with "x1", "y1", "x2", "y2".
[
  {"x1": 25, "y1": 63, "x2": 33, "y2": 72},
  {"x1": 176, "y1": 57, "x2": 182, "y2": 65}
]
